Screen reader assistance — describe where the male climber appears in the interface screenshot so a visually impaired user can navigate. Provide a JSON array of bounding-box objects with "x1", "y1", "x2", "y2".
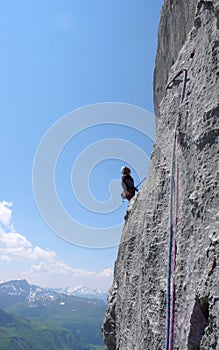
[{"x1": 121, "y1": 166, "x2": 138, "y2": 201}]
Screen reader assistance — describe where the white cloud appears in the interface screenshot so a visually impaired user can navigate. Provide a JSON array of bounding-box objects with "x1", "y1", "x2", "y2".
[
  {"x1": 0, "y1": 201, "x2": 57, "y2": 263},
  {"x1": 0, "y1": 201, "x2": 13, "y2": 227},
  {"x1": 28, "y1": 261, "x2": 95, "y2": 277},
  {"x1": 0, "y1": 201, "x2": 113, "y2": 291},
  {"x1": 1, "y1": 255, "x2": 11, "y2": 262},
  {"x1": 0, "y1": 227, "x2": 56, "y2": 262},
  {"x1": 20, "y1": 261, "x2": 112, "y2": 290},
  {"x1": 98, "y1": 268, "x2": 113, "y2": 278}
]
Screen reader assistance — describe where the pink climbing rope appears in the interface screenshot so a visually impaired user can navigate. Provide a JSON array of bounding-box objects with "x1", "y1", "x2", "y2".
[
  {"x1": 165, "y1": 62, "x2": 189, "y2": 350},
  {"x1": 169, "y1": 155, "x2": 179, "y2": 350}
]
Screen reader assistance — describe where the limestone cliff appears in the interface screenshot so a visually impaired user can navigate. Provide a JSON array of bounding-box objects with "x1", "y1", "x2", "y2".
[{"x1": 103, "y1": 0, "x2": 219, "y2": 349}]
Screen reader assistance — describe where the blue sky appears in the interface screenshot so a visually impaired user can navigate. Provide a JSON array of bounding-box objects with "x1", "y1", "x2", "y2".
[{"x1": 0, "y1": 1, "x2": 163, "y2": 290}]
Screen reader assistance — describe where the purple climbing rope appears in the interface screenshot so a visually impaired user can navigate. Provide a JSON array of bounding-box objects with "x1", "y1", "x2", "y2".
[
  {"x1": 169, "y1": 154, "x2": 179, "y2": 350},
  {"x1": 165, "y1": 64, "x2": 189, "y2": 350},
  {"x1": 165, "y1": 114, "x2": 178, "y2": 350}
]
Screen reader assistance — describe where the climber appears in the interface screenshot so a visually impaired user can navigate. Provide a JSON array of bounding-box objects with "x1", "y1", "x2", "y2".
[{"x1": 121, "y1": 166, "x2": 138, "y2": 201}]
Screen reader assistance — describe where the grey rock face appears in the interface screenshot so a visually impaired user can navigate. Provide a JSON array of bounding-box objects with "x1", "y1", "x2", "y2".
[
  {"x1": 154, "y1": 0, "x2": 197, "y2": 119},
  {"x1": 103, "y1": 0, "x2": 219, "y2": 349}
]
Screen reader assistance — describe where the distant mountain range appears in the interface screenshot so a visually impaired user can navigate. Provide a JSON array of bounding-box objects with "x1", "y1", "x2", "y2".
[
  {"x1": 0, "y1": 279, "x2": 106, "y2": 350},
  {"x1": 0, "y1": 279, "x2": 108, "y2": 302},
  {"x1": 53, "y1": 285, "x2": 108, "y2": 302}
]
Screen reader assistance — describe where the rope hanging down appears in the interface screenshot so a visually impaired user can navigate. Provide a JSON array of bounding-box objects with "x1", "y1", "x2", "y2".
[
  {"x1": 136, "y1": 176, "x2": 147, "y2": 188},
  {"x1": 165, "y1": 53, "x2": 193, "y2": 350}
]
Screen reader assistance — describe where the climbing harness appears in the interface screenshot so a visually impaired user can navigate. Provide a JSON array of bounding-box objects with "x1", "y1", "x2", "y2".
[
  {"x1": 165, "y1": 51, "x2": 194, "y2": 350},
  {"x1": 121, "y1": 175, "x2": 147, "y2": 203}
]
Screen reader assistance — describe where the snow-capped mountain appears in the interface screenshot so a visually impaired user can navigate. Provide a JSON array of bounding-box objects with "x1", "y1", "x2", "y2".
[
  {"x1": 59, "y1": 285, "x2": 108, "y2": 301},
  {"x1": 0, "y1": 280, "x2": 107, "y2": 349},
  {"x1": 0, "y1": 279, "x2": 63, "y2": 305},
  {"x1": 0, "y1": 279, "x2": 31, "y2": 296},
  {"x1": 0, "y1": 280, "x2": 108, "y2": 305}
]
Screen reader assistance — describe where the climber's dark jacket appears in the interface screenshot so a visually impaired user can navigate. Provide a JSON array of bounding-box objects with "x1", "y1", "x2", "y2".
[{"x1": 122, "y1": 174, "x2": 137, "y2": 201}]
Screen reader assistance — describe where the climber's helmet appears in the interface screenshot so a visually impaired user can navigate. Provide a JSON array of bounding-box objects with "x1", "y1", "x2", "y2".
[{"x1": 121, "y1": 166, "x2": 131, "y2": 175}]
